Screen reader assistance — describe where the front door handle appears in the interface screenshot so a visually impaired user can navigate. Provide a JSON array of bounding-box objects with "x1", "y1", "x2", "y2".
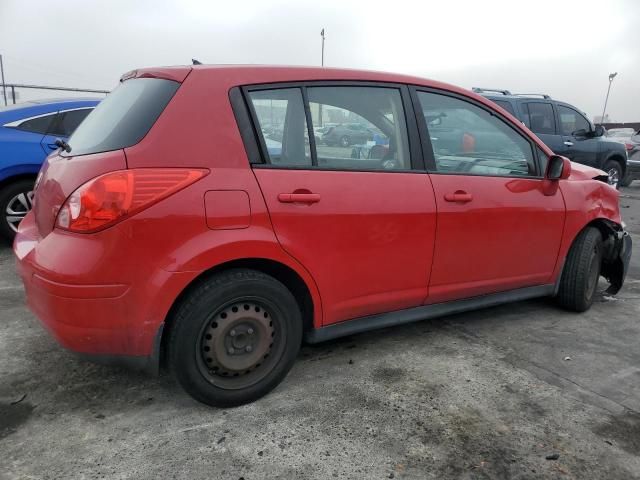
[
  {"x1": 278, "y1": 193, "x2": 321, "y2": 204},
  {"x1": 444, "y1": 191, "x2": 473, "y2": 203},
  {"x1": 564, "y1": 141, "x2": 574, "y2": 146}
]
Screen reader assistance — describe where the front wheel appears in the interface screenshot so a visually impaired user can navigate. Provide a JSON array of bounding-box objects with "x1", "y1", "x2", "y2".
[
  {"x1": 0, "y1": 179, "x2": 35, "y2": 243},
  {"x1": 620, "y1": 174, "x2": 633, "y2": 188},
  {"x1": 556, "y1": 227, "x2": 603, "y2": 312},
  {"x1": 604, "y1": 159, "x2": 623, "y2": 189},
  {"x1": 169, "y1": 269, "x2": 302, "y2": 407}
]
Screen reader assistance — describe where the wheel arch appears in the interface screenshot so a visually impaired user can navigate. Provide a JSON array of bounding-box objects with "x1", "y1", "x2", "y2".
[
  {"x1": 158, "y1": 257, "x2": 318, "y2": 369},
  {"x1": 0, "y1": 172, "x2": 38, "y2": 190},
  {"x1": 555, "y1": 217, "x2": 625, "y2": 295}
]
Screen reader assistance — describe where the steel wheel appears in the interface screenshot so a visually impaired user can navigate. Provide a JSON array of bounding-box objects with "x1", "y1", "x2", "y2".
[
  {"x1": 604, "y1": 160, "x2": 622, "y2": 189},
  {"x1": 196, "y1": 297, "x2": 285, "y2": 390},
  {"x1": 607, "y1": 167, "x2": 620, "y2": 187},
  {"x1": 5, "y1": 190, "x2": 34, "y2": 233}
]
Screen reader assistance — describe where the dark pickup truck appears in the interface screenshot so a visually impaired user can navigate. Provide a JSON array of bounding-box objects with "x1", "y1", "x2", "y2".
[{"x1": 474, "y1": 88, "x2": 628, "y2": 187}]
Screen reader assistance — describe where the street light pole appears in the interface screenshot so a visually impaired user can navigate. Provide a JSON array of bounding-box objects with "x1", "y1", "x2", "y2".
[
  {"x1": 600, "y1": 72, "x2": 617, "y2": 124},
  {"x1": 321, "y1": 28, "x2": 325, "y2": 67}
]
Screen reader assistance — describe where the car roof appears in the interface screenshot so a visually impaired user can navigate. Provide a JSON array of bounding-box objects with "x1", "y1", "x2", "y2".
[{"x1": 133, "y1": 64, "x2": 480, "y2": 100}]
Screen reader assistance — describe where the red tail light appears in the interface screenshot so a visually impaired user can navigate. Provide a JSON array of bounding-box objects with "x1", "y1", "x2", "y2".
[
  {"x1": 624, "y1": 143, "x2": 634, "y2": 152},
  {"x1": 55, "y1": 168, "x2": 208, "y2": 233}
]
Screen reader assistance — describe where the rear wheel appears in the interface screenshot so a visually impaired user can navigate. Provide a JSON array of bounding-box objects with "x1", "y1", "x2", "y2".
[
  {"x1": 169, "y1": 269, "x2": 302, "y2": 407},
  {"x1": 556, "y1": 227, "x2": 603, "y2": 312},
  {"x1": 0, "y1": 179, "x2": 35, "y2": 243},
  {"x1": 604, "y1": 159, "x2": 623, "y2": 189}
]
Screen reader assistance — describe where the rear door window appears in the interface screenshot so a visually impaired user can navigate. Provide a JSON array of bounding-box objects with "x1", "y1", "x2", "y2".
[
  {"x1": 247, "y1": 85, "x2": 411, "y2": 171},
  {"x1": 308, "y1": 86, "x2": 410, "y2": 170},
  {"x1": 247, "y1": 88, "x2": 311, "y2": 166},
  {"x1": 522, "y1": 102, "x2": 556, "y2": 135},
  {"x1": 66, "y1": 78, "x2": 179, "y2": 156}
]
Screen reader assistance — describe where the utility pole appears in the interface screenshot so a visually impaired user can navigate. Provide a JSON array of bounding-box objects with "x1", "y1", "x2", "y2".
[
  {"x1": 0, "y1": 54, "x2": 7, "y2": 106},
  {"x1": 321, "y1": 28, "x2": 325, "y2": 66},
  {"x1": 600, "y1": 72, "x2": 617, "y2": 124}
]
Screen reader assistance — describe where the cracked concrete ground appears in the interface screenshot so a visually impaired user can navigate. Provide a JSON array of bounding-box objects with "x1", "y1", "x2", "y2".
[{"x1": 1, "y1": 185, "x2": 639, "y2": 479}]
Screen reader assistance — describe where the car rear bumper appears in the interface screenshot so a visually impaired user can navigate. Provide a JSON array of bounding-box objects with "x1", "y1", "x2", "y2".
[{"x1": 13, "y1": 212, "x2": 195, "y2": 373}]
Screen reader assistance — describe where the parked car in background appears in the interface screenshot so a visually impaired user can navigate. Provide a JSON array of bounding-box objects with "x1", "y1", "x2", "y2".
[
  {"x1": 606, "y1": 128, "x2": 636, "y2": 139},
  {"x1": 474, "y1": 88, "x2": 628, "y2": 188},
  {"x1": 14, "y1": 66, "x2": 631, "y2": 408},
  {"x1": 322, "y1": 123, "x2": 375, "y2": 147},
  {"x1": 608, "y1": 129, "x2": 640, "y2": 186},
  {"x1": 0, "y1": 98, "x2": 100, "y2": 241}
]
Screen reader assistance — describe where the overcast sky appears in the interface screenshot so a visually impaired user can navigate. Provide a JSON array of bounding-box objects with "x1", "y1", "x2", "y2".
[{"x1": 1, "y1": 0, "x2": 638, "y2": 121}]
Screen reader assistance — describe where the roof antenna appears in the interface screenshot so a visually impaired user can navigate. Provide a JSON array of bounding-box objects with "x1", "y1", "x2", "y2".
[{"x1": 192, "y1": 58, "x2": 202, "y2": 65}]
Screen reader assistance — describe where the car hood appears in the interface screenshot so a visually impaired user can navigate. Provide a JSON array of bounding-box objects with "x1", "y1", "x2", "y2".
[{"x1": 568, "y1": 161, "x2": 607, "y2": 182}]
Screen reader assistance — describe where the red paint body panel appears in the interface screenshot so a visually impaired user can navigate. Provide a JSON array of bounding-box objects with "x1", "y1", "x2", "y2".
[
  {"x1": 427, "y1": 175, "x2": 565, "y2": 302},
  {"x1": 12, "y1": 65, "x2": 625, "y2": 365},
  {"x1": 253, "y1": 169, "x2": 437, "y2": 325}
]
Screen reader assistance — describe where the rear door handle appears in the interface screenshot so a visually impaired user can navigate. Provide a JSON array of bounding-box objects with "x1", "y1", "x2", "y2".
[
  {"x1": 278, "y1": 193, "x2": 321, "y2": 204},
  {"x1": 444, "y1": 191, "x2": 473, "y2": 203},
  {"x1": 564, "y1": 141, "x2": 574, "y2": 146}
]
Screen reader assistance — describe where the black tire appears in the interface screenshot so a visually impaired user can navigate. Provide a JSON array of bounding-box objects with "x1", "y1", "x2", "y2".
[
  {"x1": 340, "y1": 135, "x2": 350, "y2": 147},
  {"x1": 620, "y1": 174, "x2": 633, "y2": 188},
  {"x1": 556, "y1": 227, "x2": 603, "y2": 312},
  {"x1": 603, "y1": 159, "x2": 623, "y2": 189},
  {"x1": 169, "y1": 269, "x2": 302, "y2": 407},
  {"x1": 0, "y1": 179, "x2": 35, "y2": 244}
]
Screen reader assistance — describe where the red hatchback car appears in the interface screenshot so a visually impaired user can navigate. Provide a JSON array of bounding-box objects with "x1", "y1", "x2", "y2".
[{"x1": 14, "y1": 66, "x2": 631, "y2": 406}]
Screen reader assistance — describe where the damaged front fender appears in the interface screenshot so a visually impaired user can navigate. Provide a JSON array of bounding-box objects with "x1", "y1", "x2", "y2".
[{"x1": 601, "y1": 227, "x2": 632, "y2": 295}]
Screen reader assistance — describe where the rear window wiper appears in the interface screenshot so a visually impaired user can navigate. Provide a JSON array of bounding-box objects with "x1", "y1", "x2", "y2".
[{"x1": 55, "y1": 138, "x2": 72, "y2": 153}]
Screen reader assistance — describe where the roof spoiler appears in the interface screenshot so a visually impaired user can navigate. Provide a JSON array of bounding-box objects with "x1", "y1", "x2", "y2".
[{"x1": 120, "y1": 66, "x2": 192, "y2": 84}]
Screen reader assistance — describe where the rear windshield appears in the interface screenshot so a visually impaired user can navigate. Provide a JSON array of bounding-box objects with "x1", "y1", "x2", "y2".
[{"x1": 66, "y1": 78, "x2": 179, "y2": 156}]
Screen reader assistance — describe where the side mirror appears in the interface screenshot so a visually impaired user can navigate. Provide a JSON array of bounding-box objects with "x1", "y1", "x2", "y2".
[
  {"x1": 546, "y1": 155, "x2": 571, "y2": 180},
  {"x1": 593, "y1": 125, "x2": 605, "y2": 137}
]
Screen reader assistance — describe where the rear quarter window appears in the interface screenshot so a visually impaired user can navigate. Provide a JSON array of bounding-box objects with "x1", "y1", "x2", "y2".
[{"x1": 66, "y1": 78, "x2": 179, "y2": 156}]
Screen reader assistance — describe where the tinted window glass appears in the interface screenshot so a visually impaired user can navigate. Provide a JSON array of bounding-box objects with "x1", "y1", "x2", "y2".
[
  {"x1": 67, "y1": 78, "x2": 179, "y2": 156},
  {"x1": 308, "y1": 86, "x2": 410, "y2": 170},
  {"x1": 417, "y1": 91, "x2": 536, "y2": 177},
  {"x1": 492, "y1": 99, "x2": 516, "y2": 116},
  {"x1": 523, "y1": 102, "x2": 556, "y2": 134},
  {"x1": 557, "y1": 105, "x2": 590, "y2": 135},
  {"x1": 48, "y1": 108, "x2": 93, "y2": 137},
  {"x1": 249, "y1": 88, "x2": 311, "y2": 166},
  {"x1": 16, "y1": 113, "x2": 56, "y2": 134}
]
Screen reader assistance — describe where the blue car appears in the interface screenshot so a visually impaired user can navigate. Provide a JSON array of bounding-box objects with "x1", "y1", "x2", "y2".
[{"x1": 0, "y1": 98, "x2": 100, "y2": 241}]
